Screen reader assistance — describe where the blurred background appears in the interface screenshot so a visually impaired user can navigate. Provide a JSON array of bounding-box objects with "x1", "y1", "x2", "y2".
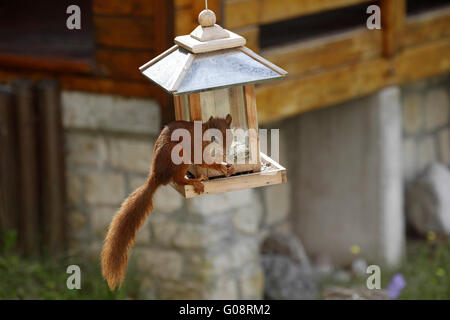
[{"x1": 0, "y1": 0, "x2": 449, "y2": 300}]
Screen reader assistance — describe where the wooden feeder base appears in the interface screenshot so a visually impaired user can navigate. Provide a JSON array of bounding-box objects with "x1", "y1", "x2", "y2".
[
  {"x1": 188, "y1": 162, "x2": 261, "y2": 178},
  {"x1": 171, "y1": 153, "x2": 287, "y2": 198}
]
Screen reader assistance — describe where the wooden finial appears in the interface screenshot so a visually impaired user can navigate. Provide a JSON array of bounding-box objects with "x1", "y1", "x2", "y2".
[{"x1": 198, "y1": 9, "x2": 216, "y2": 27}]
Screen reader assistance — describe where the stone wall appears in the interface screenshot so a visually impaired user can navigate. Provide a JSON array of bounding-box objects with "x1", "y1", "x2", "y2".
[
  {"x1": 402, "y1": 75, "x2": 450, "y2": 182},
  {"x1": 63, "y1": 91, "x2": 277, "y2": 299}
]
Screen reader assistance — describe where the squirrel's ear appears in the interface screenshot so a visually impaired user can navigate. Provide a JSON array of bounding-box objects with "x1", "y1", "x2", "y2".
[
  {"x1": 208, "y1": 116, "x2": 214, "y2": 122},
  {"x1": 225, "y1": 114, "x2": 232, "y2": 126}
]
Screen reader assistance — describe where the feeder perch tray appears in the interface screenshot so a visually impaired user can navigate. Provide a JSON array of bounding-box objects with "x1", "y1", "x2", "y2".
[{"x1": 171, "y1": 153, "x2": 286, "y2": 198}]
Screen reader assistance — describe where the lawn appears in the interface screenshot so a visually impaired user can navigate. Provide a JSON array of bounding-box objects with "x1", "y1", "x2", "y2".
[{"x1": 0, "y1": 231, "x2": 449, "y2": 299}]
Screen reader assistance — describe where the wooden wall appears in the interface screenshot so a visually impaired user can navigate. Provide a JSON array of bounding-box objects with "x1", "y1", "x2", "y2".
[
  {"x1": 0, "y1": 0, "x2": 173, "y2": 106},
  {"x1": 0, "y1": 0, "x2": 449, "y2": 124}
]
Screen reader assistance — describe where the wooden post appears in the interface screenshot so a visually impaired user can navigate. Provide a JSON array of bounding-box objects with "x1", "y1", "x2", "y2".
[
  {"x1": 0, "y1": 87, "x2": 19, "y2": 237},
  {"x1": 188, "y1": 93, "x2": 202, "y2": 121},
  {"x1": 244, "y1": 85, "x2": 261, "y2": 170},
  {"x1": 174, "y1": 95, "x2": 184, "y2": 120},
  {"x1": 229, "y1": 86, "x2": 246, "y2": 129},
  {"x1": 13, "y1": 80, "x2": 40, "y2": 256},
  {"x1": 37, "y1": 80, "x2": 66, "y2": 253},
  {"x1": 381, "y1": 0, "x2": 406, "y2": 57}
]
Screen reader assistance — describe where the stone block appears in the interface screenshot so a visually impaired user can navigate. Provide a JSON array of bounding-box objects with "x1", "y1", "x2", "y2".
[
  {"x1": 239, "y1": 263, "x2": 264, "y2": 299},
  {"x1": 232, "y1": 202, "x2": 262, "y2": 235},
  {"x1": 108, "y1": 137, "x2": 154, "y2": 173},
  {"x1": 136, "y1": 249, "x2": 184, "y2": 281},
  {"x1": 62, "y1": 91, "x2": 160, "y2": 135},
  {"x1": 424, "y1": 89, "x2": 449, "y2": 131},
  {"x1": 187, "y1": 189, "x2": 254, "y2": 216},
  {"x1": 209, "y1": 277, "x2": 239, "y2": 300},
  {"x1": 173, "y1": 222, "x2": 231, "y2": 249},
  {"x1": 402, "y1": 93, "x2": 423, "y2": 135},
  {"x1": 263, "y1": 182, "x2": 291, "y2": 227},
  {"x1": 66, "y1": 172, "x2": 83, "y2": 206},
  {"x1": 438, "y1": 128, "x2": 450, "y2": 166},
  {"x1": 65, "y1": 132, "x2": 107, "y2": 168},
  {"x1": 402, "y1": 138, "x2": 417, "y2": 182},
  {"x1": 91, "y1": 206, "x2": 117, "y2": 237},
  {"x1": 159, "y1": 280, "x2": 204, "y2": 300},
  {"x1": 150, "y1": 213, "x2": 179, "y2": 246},
  {"x1": 418, "y1": 136, "x2": 437, "y2": 172},
  {"x1": 153, "y1": 186, "x2": 184, "y2": 214},
  {"x1": 85, "y1": 172, "x2": 126, "y2": 206}
]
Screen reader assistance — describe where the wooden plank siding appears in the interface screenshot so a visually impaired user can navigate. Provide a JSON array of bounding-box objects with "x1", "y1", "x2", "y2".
[
  {"x1": 401, "y1": 6, "x2": 450, "y2": 48},
  {"x1": 256, "y1": 36, "x2": 450, "y2": 123},
  {"x1": 223, "y1": 0, "x2": 374, "y2": 29}
]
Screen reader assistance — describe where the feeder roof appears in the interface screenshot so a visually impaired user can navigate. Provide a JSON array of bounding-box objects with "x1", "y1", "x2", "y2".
[{"x1": 139, "y1": 12, "x2": 287, "y2": 95}]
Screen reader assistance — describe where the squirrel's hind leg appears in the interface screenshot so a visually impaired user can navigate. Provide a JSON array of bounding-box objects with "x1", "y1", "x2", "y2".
[{"x1": 173, "y1": 167, "x2": 206, "y2": 194}]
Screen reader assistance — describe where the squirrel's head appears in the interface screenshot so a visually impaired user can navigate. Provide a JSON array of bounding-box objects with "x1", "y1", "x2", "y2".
[{"x1": 204, "y1": 114, "x2": 233, "y2": 158}]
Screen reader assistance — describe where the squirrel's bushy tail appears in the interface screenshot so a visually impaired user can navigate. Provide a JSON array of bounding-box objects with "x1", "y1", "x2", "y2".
[{"x1": 101, "y1": 176, "x2": 158, "y2": 290}]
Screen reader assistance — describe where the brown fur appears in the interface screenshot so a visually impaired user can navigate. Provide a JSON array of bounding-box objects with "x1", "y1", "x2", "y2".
[{"x1": 101, "y1": 115, "x2": 233, "y2": 290}]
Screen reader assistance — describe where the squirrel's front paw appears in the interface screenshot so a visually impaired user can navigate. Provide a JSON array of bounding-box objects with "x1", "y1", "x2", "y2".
[
  {"x1": 193, "y1": 182, "x2": 205, "y2": 194},
  {"x1": 226, "y1": 164, "x2": 236, "y2": 176}
]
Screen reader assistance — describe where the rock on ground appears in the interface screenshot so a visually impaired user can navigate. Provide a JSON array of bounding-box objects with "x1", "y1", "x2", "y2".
[
  {"x1": 261, "y1": 232, "x2": 312, "y2": 272},
  {"x1": 262, "y1": 254, "x2": 317, "y2": 300},
  {"x1": 406, "y1": 163, "x2": 450, "y2": 235}
]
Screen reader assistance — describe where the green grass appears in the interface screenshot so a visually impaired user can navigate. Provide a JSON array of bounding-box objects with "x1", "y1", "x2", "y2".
[
  {"x1": 394, "y1": 238, "x2": 450, "y2": 299},
  {"x1": 0, "y1": 231, "x2": 142, "y2": 300},
  {"x1": 321, "y1": 236, "x2": 450, "y2": 300},
  {"x1": 1, "y1": 231, "x2": 449, "y2": 300}
]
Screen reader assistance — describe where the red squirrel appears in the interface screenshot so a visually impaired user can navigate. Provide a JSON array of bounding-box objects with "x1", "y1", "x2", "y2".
[{"x1": 101, "y1": 115, "x2": 234, "y2": 290}]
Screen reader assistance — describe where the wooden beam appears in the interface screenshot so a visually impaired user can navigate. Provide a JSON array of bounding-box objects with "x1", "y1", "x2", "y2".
[
  {"x1": 256, "y1": 36, "x2": 450, "y2": 124},
  {"x1": 93, "y1": 0, "x2": 154, "y2": 16},
  {"x1": 0, "y1": 53, "x2": 92, "y2": 74},
  {"x1": 380, "y1": 0, "x2": 406, "y2": 57},
  {"x1": 94, "y1": 16, "x2": 154, "y2": 49},
  {"x1": 401, "y1": 7, "x2": 450, "y2": 48},
  {"x1": 60, "y1": 76, "x2": 159, "y2": 98},
  {"x1": 224, "y1": 0, "x2": 373, "y2": 29},
  {"x1": 262, "y1": 28, "x2": 382, "y2": 77},
  {"x1": 95, "y1": 49, "x2": 154, "y2": 80}
]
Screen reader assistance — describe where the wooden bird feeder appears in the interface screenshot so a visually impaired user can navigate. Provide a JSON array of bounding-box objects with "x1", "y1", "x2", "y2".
[{"x1": 140, "y1": 8, "x2": 287, "y2": 198}]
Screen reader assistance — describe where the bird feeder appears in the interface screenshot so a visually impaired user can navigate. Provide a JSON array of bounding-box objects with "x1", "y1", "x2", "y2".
[{"x1": 139, "y1": 8, "x2": 287, "y2": 198}]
